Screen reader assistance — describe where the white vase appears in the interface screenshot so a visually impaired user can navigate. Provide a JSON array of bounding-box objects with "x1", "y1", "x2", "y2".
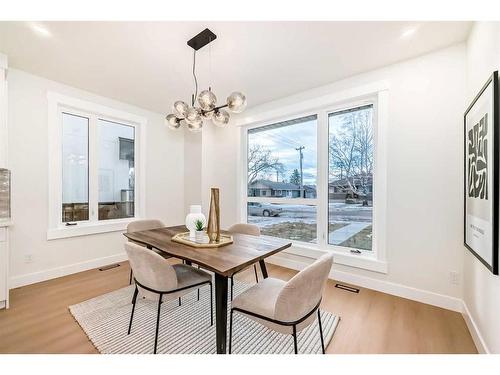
[
  {"x1": 195, "y1": 230, "x2": 205, "y2": 243},
  {"x1": 185, "y1": 205, "x2": 206, "y2": 240}
]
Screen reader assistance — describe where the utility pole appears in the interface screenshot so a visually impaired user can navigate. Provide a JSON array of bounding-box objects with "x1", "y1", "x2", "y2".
[{"x1": 296, "y1": 146, "x2": 305, "y2": 198}]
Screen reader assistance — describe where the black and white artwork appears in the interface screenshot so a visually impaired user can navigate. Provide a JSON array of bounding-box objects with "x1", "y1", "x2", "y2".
[
  {"x1": 468, "y1": 113, "x2": 488, "y2": 200},
  {"x1": 464, "y1": 71, "x2": 499, "y2": 275}
]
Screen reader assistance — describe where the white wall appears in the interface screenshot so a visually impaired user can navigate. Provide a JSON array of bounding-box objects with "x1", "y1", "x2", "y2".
[
  {"x1": 7, "y1": 68, "x2": 185, "y2": 286},
  {"x1": 463, "y1": 22, "x2": 500, "y2": 354},
  {"x1": 198, "y1": 44, "x2": 467, "y2": 300},
  {"x1": 183, "y1": 128, "x2": 202, "y2": 213},
  {"x1": 201, "y1": 121, "x2": 240, "y2": 229}
]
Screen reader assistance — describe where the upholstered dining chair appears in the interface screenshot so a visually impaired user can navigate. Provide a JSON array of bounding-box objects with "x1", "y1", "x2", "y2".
[
  {"x1": 227, "y1": 223, "x2": 260, "y2": 301},
  {"x1": 125, "y1": 242, "x2": 213, "y2": 354},
  {"x1": 229, "y1": 253, "x2": 333, "y2": 354},
  {"x1": 127, "y1": 219, "x2": 168, "y2": 285}
]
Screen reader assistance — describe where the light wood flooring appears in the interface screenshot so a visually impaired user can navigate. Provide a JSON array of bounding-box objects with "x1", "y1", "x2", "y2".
[{"x1": 0, "y1": 260, "x2": 477, "y2": 354}]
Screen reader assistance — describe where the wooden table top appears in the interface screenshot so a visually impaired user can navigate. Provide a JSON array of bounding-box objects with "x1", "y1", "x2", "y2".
[{"x1": 124, "y1": 225, "x2": 292, "y2": 277}]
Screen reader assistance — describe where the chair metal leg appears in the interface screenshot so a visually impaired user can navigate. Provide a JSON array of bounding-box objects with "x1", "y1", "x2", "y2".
[
  {"x1": 292, "y1": 324, "x2": 298, "y2": 354},
  {"x1": 196, "y1": 264, "x2": 201, "y2": 300},
  {"x1": 253, "y1": 265, "x2": 259, "y2": 283},
  {"x1": 127, "y1": 286, "x2": 138, "y2": 335},
  {"x1": 153, "y1": 294, "x2": 163, "y2": 354},
  {"x1": 209, "y1": 282, "x2": 214, "y2": 326},
  {"x1": 178, "y1": 297, "x2": 181, "y2": 306},
  {"x1": 230, "y1": 276, "x2": 234, "y2": 301},
  {"x1": 229, "y1": 309, "x2": 234, "y2": 354},
  {"x1": 317, "y1": 309, "x2": 325, "y2": 354},
  {"x1": 129, "y1": 269, "x2": 133, "y2": 285}
]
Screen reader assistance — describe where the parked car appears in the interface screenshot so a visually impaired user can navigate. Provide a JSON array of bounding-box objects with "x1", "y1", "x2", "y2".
[{"x1": 248, "y1": 202, "x2": 282, "y2": 217}]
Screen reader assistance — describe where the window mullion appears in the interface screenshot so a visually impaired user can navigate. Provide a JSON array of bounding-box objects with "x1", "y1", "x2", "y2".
[
  {"x1": 88, "y1": 115, "x2": 99, "y2": 222},
  {"x1": 317, "y1": 110, "x2": 328, "y2": 248}
]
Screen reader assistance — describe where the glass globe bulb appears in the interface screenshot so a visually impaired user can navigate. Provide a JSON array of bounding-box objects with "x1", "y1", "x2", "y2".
[
  {"x1": 187, "y1": 120, "x2": 203, "y2": 133},
  {"x1": 197, "y1": 90, "x2": 217, "y2": 111},
  {"x1": 185, "y1": 107, "x2": 202, "y2": 126},
  {"x1": 174, "y1": 101, "x2": 189, "y2": 117},
  {"x1": 226, "y1": 92, "x2": 247, "y2": 113},
  {"x1": 212, "y1": 109, "x2": 230, "y2": 127},
  {"x1": 202, "y1": 110, "x2": 214, "y2": 120},
  {"x1": 165, "y1": 114, "x2": 181, "y2": 130}
]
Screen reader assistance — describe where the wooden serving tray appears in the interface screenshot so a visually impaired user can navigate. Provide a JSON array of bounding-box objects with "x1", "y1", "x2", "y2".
[{"x1": 171, "y1": 232, "x2": 234, "y2": 248}]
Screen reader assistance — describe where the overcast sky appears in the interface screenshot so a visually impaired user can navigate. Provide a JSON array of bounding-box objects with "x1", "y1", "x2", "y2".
[{"x1": 249, "y1": 118, "x2": 317, "y2": 185}]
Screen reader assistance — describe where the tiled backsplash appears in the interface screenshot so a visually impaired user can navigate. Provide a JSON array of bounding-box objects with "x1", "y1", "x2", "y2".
[{"x1": 0, "y1": 169, "x2": 10, "y2": 220}]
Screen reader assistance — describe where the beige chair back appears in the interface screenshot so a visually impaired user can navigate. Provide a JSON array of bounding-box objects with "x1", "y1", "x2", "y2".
[
  {"x1": 127, "y1": 219, "x2": 165, "y2": 233},
  {"x1": 228, "y1": 223, "x2": 261, "y2": 236},
  {"x1": 125, "y1": 242, "x2": 177, "y2": 295},
  {"x1": 274, "y1": 253, "x2": 333, "y2": 322}
]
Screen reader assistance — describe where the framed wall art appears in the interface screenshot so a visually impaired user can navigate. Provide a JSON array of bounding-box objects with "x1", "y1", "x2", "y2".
[{"x1": 464, "y1": 70, "x2": 499, "y2": 275}]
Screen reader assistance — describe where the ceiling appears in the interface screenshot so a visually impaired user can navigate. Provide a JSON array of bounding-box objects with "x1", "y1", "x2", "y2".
[{"x1": 0, "y1": 21, "x2": 472, "y2": 114}]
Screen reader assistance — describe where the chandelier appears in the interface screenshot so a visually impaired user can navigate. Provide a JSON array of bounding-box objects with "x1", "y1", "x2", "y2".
[{"x1": 165, "y1": 28, "x2": 247, "y2": 132}]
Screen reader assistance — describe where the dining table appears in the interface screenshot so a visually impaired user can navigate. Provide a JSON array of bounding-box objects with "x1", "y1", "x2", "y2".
[{"x1": 123, "y1": 225, "x2": 292, "y2": 354}]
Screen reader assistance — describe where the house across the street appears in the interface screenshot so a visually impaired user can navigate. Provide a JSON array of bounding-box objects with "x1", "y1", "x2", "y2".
[
  {"x1": 248, "y1": 179, "x2": 317, "y2": 198},
  {"x1": 329, "y1": 175, "x2": 373, "y2": 201}
]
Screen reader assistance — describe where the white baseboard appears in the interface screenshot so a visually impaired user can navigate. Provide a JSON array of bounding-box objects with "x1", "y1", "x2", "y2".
[
  {"x1": 462, "y1": 301, "x2": 489, "y2": 354},
  {"x1": 267, "y1": 253, "x2": 463, "y2": 312},
  {"x1": 9, "y1": 253, "x2": 128, "y2": 289},
  {"x1": 7, "y1": 249, "x2": 488, "y2": 354}
]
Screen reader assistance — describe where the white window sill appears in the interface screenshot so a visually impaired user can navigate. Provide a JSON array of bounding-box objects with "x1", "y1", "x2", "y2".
[
  {"x1": 283, "y1": 242, "x2": 388, "y2": 274},
  {"x1": 47, "y1": 218, "x2": 137, "y2": 240},
  {"x1": 0, "y1": 220, "x2": 13, "y2": 227}
]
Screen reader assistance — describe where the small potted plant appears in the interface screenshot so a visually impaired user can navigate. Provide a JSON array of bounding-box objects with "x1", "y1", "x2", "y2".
[{"x1": 194, "y1": 219, "x2": 205, "y2": 242}]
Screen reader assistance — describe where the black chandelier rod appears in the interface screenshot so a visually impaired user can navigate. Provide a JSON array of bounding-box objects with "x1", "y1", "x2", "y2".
[{"x1": 175, "y1": 103, "x2": 228, "y2": 122}]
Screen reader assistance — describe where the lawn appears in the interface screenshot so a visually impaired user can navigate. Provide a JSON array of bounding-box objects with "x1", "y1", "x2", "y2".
[
  {"x1": 259, "y1": 222, "x2": 348, "y2": 243},
  {"x1": 260, "y1": 221, "x2": 317, "y2": 242},
  {"x1": 339, "y1": 225, "x2": 372, "y2": 251}
]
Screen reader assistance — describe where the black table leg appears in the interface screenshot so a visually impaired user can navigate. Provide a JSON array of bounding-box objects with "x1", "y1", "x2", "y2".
[
  {"x1": 259, "y1": 259, "x2": 268, "y2": 279},
  {"x1": 185, "y1": 260, "x2": 192, "y2": 266},
  {"x1": 214, "y1": 273, "x2": 228, "y2": 354}
]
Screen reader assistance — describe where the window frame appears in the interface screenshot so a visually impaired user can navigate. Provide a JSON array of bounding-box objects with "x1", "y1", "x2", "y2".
[
  {"x1": 239, "y1": 83, "x2": 388, "y2": 273},
  {"x1": 243, "y1": 110, "x2": 320, "y2": 245},
  {"x1": 324, "y1": 101, "x2": 378, "y2": 251},
  {"x1": 47, "y1": 92, "x2": 146, "y2": 240}
]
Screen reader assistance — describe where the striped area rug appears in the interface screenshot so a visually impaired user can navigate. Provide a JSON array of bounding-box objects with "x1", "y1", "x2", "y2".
[{"x1": 69, "y1": 280, "x2": 340, "y2": 354}]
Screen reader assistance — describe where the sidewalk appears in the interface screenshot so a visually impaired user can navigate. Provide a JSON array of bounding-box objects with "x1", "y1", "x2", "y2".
[{"x1": 328, "y1": 222, "x2": 371, "y2": 245}]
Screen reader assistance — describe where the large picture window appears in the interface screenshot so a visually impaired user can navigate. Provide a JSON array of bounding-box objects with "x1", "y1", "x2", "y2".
[
  {"x1": 97, "y1": 119, "x2": 135, "y2": 221},
  {"x1": 247, "y1": 115, "x2": 318, "y2": 243},
  {"x1": 243, "y1": 92, "x2": 385, "y2": 269},
  {"x1": 328, "y1": 105, "x2": 374, "y2": 251},
  {"x1": 61, "y1": 115, "x2": 136, "y2": 223},
  {"x1": 48, "y1": 93, "x2": 145, "y2": 239},
  {"x1": 62, "y1": 113, "x2": 89, "y2": 222}
]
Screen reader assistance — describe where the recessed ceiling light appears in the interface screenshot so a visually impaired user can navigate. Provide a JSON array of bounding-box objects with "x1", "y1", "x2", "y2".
[
  {"x1": 28, "y1": 22, "x2": 52, "y2": 38},
  {"x1": 400, "y1": 27, "x2": 417, "y2": 39}
]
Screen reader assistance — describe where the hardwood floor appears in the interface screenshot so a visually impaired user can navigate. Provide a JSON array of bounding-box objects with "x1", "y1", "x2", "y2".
[{"x1": 0, "y1": 260, "x2": 477, "y2": 354}]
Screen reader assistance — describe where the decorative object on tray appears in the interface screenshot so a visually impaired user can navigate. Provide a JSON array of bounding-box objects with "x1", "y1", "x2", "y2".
[
  {"x1": 171, "y1": 231, "x2": 233, "y2": 248},
  {"x1": 464, "y1": 70, "x2": 499, "y2": 275},
  {"x1": 194, "y1": 219, "x2": 205, "y2": 242},
  {"x1": 207, "y1": 188, "x2": 221, "y2": 243},
  {"x1": 185, "y1": 205, "x2": 206, "y2": 240}
]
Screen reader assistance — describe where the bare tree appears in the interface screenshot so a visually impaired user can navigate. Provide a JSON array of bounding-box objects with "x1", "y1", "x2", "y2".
[
  {"x1": 329, "y1": 108, "x2": 373, "y2": 199},
  {"x1": 247, "y1": 144, "x2": 285, "y2": 184}
]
